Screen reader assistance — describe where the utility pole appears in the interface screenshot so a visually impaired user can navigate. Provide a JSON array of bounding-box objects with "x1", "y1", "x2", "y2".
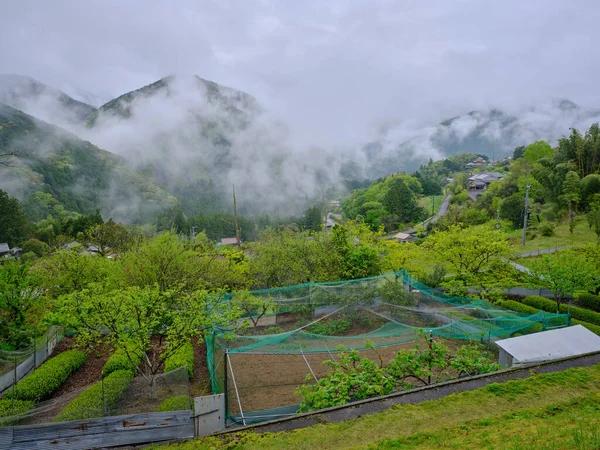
[
  {"x1": 431, "y1": 196, "x2": 435, "y2": 216},
  {"x1": 232, "y1": 185, "x2": 242, "y2": 252},
  {"x1": 190, "y1": 226, "x2": 197, "y2": 242},
  {"x1": 522, "y1": 184, "x2": 531, "y2": 246}
]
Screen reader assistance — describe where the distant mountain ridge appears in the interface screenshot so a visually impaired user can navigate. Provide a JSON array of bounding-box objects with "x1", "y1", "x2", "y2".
[
  {"x1": 360, "y1": 99, "x2": 600, "y2": 178},
  {"x1": 0, "y1": 74, "x2": 97, "y2": 126}
]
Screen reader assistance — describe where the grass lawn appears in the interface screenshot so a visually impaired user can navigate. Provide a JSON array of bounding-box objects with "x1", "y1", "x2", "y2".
[
  {"x1": 150, "y1": 363, "x2": 600, "y2": 450},
  {"x1": 417, "y1": 195, "x2": 445, "y2": 217},
  {"x1": 506, "y1": 219, "x2": 597, "y2": 255}
]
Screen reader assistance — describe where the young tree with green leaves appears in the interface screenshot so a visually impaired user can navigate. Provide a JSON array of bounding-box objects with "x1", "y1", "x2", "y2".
[
  {"x1": 528, "y1": 250, "x2": 599, "y2": 312},
  {"x1": 233, "y1": 291, "x2": 275, "y2": 328},
  {"x1": 55, "y1": 284, "x2": 241, "y2": 387},
  {"x1": 0, "y1": 189, "x2": 29, "y2": 247}
]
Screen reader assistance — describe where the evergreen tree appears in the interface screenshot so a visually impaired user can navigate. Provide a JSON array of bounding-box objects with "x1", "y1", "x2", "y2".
[
  {"x1": 0, "y1": 189, "x2": 29, "y2": 247},
  {"x1": 383, "y1": 179, "x2": 420, "y2": 223}
]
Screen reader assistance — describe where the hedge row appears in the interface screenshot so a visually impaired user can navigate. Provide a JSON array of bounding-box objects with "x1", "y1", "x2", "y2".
[
  {"x1": 0, "y1": 398, "x2": 35, "y2": 425},
  {"x1": 103, "y1": 347, "x2": 142, "y2": 378},
  {"x1": 496, "y1": 300, "x2": 540, "y2": 315},
  {"x1": 157, "y1": 395, "x2": 192, "y2": 412},
  {"x1": 498, "y1": 298, "x2": 600, "y2": 336},
  {"x1": 12, "y1": 350, "x2": 87, "y2": 402},
  {"x1": 54, "y1": 369, "x2": 134, "y2": 422},
  {"x1": 572, "y1": 319, "x2": 600, "y2": 336},
  {"x1": 521, "y1": 296, "x2": 600, "y2": 326},
  {"x1": 573, "y1": 293, "x2": 600, "y2": 313},
  {"x1": 163, "y1": 342, "x2": 194, "y2": 378}
]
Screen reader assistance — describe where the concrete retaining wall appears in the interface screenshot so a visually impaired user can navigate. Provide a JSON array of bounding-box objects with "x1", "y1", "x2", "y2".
[{"x1": 222, "y1": 350, "x2": 600, "y2": 435}]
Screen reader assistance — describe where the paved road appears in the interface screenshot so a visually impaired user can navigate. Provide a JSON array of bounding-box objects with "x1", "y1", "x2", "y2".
[
  {"x1": 423, "y1": 193, "x2": 452, "y2": 226},
  {"x1": 514, "y1": 246, "x2": 570, "y2": 258}
]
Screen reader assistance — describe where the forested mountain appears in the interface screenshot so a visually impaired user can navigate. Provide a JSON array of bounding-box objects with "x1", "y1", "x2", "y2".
[
  {"x1": 361, "y1": 100, "x2": 600, "y2": 178},
  {"x1": 79, "y1": 74, "x2": 335, "y2": 216},
  {"x1": 0, "y1": 74, "x2": 97, "y2": 126},
  {"x1": 0, "y1": 104, "x2": 177, "y2": 222}
]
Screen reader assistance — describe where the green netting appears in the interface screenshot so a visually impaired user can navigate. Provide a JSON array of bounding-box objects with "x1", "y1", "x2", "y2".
[{"x1": 207, "y1": 270, "x2": 570, "y2": 397}]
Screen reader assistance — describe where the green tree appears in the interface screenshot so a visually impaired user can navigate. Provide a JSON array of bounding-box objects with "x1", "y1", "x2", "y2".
[
  {"x1": 499, "y1": 194, "x2": 524, "y2": 228},
  {"x1": 423, "y1": 225, "x2": 512, "y2": 290},
  {"x1": 561, "y1": 171, "x2": 581, "y2": 234},
  {"x1": 523, "y1": 141, "x2": 554, "y2": 163},
  {"x1": 86, "y1": 219, "x2": 132, "y2": 256},
  {"x1": 0, "y1": 189, "x2": 29, "y2": 247},
  {"x1": 55, "y1": 285, "x2": 241, "y2": 386},
  {"x1": 587, "y1": 194, "x2": 600, "y2": 240},
  {"x1": 300, "y1": 205, "x2": 323, "y2": 232},
  {"x1": 21, "y1": 238, "x2": 49, "y2": 257},
  {"x1": 0, "y1": 261, "x2": 44, "y2": 349},
  {"x1": 233, "y1": 291, "x2": 275, "y2": 328},
  {"x1": 529, "y1": 250, "x2": 599, "y2": 312},
  {"x1": 383, "y1": 179, "x2": 422, "y2": 223}
]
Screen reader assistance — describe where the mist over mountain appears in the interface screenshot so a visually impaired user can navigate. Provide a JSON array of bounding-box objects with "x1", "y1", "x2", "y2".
[
  {"x1": 0, "y1": 74, "x2": 97, "y2": 127},
  {"x1": 2, "y1": 72, "x2": 600, "y2": 222},
  {"x1": 0, "y1": 103, "x2": 177, "y2": 222},
  {"x1": 360, "y1": 99, "x2": 600, "y2": 178}
]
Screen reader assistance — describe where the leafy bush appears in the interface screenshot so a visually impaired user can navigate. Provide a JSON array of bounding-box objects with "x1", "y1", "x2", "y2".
[
  {"x1": 572, "y1": 319, "x2": 600, "y2": 336},
  {"x1": 163, "y1": 341, "x2": 194, "y2": 378},
  {"x1": 21, "y1": 238, "x2": 49, "y2": 257},
  {"x1": 262, "y1": 326, "x2": 284, "y2": 335},
  {"x1": 295, "y1": 335, "x2": 500, "y2": 412},
  {"x1": 157, "y1": 395, "x2": 192, "y2": 412},
  {"x1": 0, "y1": 398, "x2": 35, "y2": 425},
  {"x1": 54, "y1": 369, "x2": 134, "y2": 422},
  {"x1": 12, "y1": 350, "x2": 87, "y2": 402},
  {"x1": 522, "y1": 296, "x2": 600, "y2": 325},
  {"x1": 306, "y1": 318, "x2": 352, "y2": 336},
  {"x1": 103, "y1": 347, "x2": 142, "y2": 377},
  {"x1": 538, "y1": 221, "x2": 556, "y2": 237},
  {"x1": 496, "y1": 300, "x2": 540, "y2": 315},
  {"x1": 573, "y1": 293, "x2": 600, "y2": 313},
  {"x1": 377, "y1": 281, "x2": 416, "y2": 306}
]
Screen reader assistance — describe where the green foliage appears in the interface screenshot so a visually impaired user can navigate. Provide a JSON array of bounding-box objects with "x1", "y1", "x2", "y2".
[
  {"x1": 12, "y1": 350, "x2": 87, "y2": 402},
  {"x1": 103, "y1": 347, "x2": 142, "y2": 378},
  {"x1": 296, "y1": 333, "x2": 500, "y2": 412},
  {"x1": 295, "y1": 349, "x2": 395, "y2": 412},
  {"x1": 538, "y1": 221, "x2": 556, "y2": 237},
  {"x1": 495, "y1": 300, "x2": 540, "y2": 315},
  {"x1": 523, "y1": 141, "x2": 554, "y2": 162},
  {"x1": 306, "y1": 318, "x2": 352, "y2": 336},
  {"x1": 0, "y1": 260, "x2": 44, "y2": 349},
  {"x1": 157, "y1": 395, "x2": 192, "y2": 412},
  {"x1": 0, "y1": 189, "x2": 29, "y2": 247},
  {"x1": 528, "y1": 250, "x2": 599, "y2": 311},
  {"x1": 300, "y1": 205, "x2": 324, "y2": 232},
  {"x1": 21, "y1": 238, "x2": 49, "y2": 256},
  {"x1": 164, "y1": 341, "x2": 194, "y2": 378},
  {"x1": 571, "y1": 319, "x2": 600, "y2": 335},
  {"x1": 521, "y1": 295, "x2": 600, "y2": 325},
  {"x1": 0, "y1": 398, "x2": 35, "y2": 425},
  {"x1": 377, "y1": 281, "x2": 416, "y2": 306},
  {"x1": 383, "y1": 178, "x2": 425, "y2": 224},
  {"x1": 54, "y1": 369, "x2": 134, "y2": 422},
  {"x1": 573, "y1": 293, "x2": 600, "y2": 312},
  {"x1": 499, "y1": 194, "x2": 524, "y2": 228},
  {"x1": 233, "y1": 291, "x2": 275, "y2": 328}
]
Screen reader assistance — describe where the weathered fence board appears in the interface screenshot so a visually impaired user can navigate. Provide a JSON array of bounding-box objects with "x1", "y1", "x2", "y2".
[{"x1": 0, "y1": 411, "x2": 193, "y2": 450}]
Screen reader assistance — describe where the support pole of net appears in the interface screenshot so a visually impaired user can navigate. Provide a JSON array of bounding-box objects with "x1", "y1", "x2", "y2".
[
  {"x1": 226, "y1": 352, "x2": 246, "y2": 426},
  {"x1": 223, "y1": 349, "x2": 229, "y2": 420},
  {"x1": 300, "y1": 349, "x2": 318, "y2": 382}
]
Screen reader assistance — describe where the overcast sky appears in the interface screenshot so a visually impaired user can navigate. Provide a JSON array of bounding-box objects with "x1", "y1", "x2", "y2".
[{"x1": 1, "y1": 0, "x2": 599, "y2": 145}]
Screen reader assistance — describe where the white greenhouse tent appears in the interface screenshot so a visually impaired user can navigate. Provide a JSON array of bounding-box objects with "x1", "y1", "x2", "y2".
[{"x1": 495, "y1": 325, "x2": 600, "y2": 368}]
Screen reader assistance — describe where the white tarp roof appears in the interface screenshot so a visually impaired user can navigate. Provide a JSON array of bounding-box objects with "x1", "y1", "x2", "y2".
[{"x1": 496, "y1": 325, "x2": 600, "y2": 363}]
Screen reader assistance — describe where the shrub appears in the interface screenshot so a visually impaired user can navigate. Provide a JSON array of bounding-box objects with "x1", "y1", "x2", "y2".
[
  {"x1": 572, "y1": 319, "x2": 600, "y2": 336},
  {"x1": 573, "y1": 293, "x2": 600, "y2": 313},
  {"x1": 521, "y1": 296, "x2": 600, "y2": 326},
  {"x1": 103, "y1": 347, "x2": 142, "y2": 377},
  {"x1": 307, "y1": 317, "x2": 352, "y2": 336},
  {"x1": 0, "y1": 398, "x2": 35, "y2": 425},
  {"x1": 54, "y1": 369, "x2": 134, "y2": 422},
  {"x1": 13, "y1": 350, "x2": 87, "y2": 402},
  {"x1": 496, "y1": 300, "x2": 540, "y2": 315},
  {"x1": 163, "y1": 341, "x2": 194, "y2": 378},
  {"x1": 538, "y1": 221, "x2": 556, "y2": 237},
  {"x1": 157, "y1": 395, "x2": 192, "y2": 412},
  {"x1": 263, "y1": 326, "x2": 284, "y2": 335},
  {"x1": 21, "y1": 238, "x2": 49, "y2": 257}
]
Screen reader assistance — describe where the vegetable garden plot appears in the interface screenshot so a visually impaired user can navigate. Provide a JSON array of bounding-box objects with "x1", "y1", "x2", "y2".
[{"x1": 207, "y1": 270, "x2": 570, "y2": 422}]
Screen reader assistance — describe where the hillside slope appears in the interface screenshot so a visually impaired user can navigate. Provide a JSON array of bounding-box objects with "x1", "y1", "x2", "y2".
[
  {"x1": 152, "y1": 363, "x2": 600, "y2": 449},
  {"x1": 0, "y1": 103, "x2": 177, "y2": 222}
]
